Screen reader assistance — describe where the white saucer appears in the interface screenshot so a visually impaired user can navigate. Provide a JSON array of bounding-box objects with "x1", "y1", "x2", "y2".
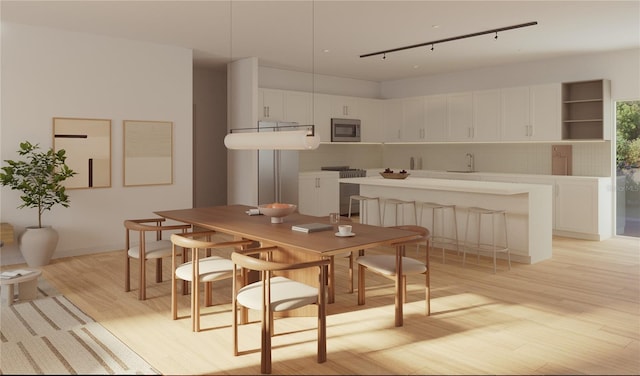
[{"x1": 335, "y1": 232, "x2": 355, "y2": 237}]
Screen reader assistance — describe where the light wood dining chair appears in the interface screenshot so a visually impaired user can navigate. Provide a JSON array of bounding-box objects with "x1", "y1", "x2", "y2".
[
  {"x1": 124, "y1": 218, "x2": 191, "y2": 300},
  {"x1": 170, "y1": 232, "x2": 253, "y2": 332},
  {"x1": 231, "y1": 247, "x2": 330, "y2": 374},
  {"x1": 357, "y1": 225, "x2": 432, "y2": 316}
]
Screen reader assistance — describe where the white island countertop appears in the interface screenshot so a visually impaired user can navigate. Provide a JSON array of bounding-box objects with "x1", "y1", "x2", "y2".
[{"x1": 340, "y1": 176, "x2": 544, "y2": 195}]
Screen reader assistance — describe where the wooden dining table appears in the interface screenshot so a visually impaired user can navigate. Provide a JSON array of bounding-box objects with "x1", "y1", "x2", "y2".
[{"x1": 155, "y1": 204, "x2": 421, "y2": 327}]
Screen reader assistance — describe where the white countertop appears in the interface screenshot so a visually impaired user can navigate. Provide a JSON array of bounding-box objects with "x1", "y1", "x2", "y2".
[{"x1": 340, "y1": 176, "x2": 546, "y2": 195}]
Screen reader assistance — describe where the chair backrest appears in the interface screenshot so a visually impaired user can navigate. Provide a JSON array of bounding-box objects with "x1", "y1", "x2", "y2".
[
  {"x1": 231, "y1": 247, "x2": 330, "y2": 273},
  {"x1": 170, "y1": 231, "x2": 253, "y2": 250},
  {"x1": 124, "y1": 218, "x2": 191, "y2": 245}
]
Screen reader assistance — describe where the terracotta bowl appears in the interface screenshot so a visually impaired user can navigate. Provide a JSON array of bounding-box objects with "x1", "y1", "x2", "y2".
[
  {"x1": 258, "y1": 203, "x2": 297, "y2": 223},
  {"x1": 380, "y1": 172, "x2": 410, "y2": 179}
]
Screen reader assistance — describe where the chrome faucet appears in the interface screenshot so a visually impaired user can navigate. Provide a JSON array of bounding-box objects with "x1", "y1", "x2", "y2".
[{"x1": 466, "y1": 153, "x2": 474, "y2": 172}]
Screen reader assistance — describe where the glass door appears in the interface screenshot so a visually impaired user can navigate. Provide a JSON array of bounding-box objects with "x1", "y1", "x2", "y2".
[{"x1": 616, "y1": 100, "x2": 640, "y2": 237}]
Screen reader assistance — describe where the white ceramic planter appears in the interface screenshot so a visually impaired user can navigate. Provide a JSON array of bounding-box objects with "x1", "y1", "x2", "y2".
[{"x1": 19, "y1": 226, "x2": 59, "y2": 267}]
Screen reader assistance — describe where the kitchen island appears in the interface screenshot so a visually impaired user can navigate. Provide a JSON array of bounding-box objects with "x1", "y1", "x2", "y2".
[{"x1": 340, "y1": 176, "x2": 553, "y2": 264}]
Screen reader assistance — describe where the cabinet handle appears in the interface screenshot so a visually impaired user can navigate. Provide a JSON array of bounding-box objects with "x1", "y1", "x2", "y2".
[
  {"x1": 316, "y1": 177, "x2": 320, "y2": 188},
  {"x1": 529, "y1": 125, "x2": 533, "y2": 137}
]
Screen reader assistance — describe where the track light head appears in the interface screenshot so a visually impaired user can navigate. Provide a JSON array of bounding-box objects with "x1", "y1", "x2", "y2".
[
  {"x1": 494, "y1": 32, "x2": 498, "y2": 40},
  {"x1": 382, "y1": 53, "x2": 386, "y2": 60},
  {"x1": 431, "y1": 44, "x2": 434, "y2": 51}
]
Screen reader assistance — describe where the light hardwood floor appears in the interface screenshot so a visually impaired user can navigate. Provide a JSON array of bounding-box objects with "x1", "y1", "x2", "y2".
[{"x1": 22, "y1": 235, "x2": 640, "y2": 374}]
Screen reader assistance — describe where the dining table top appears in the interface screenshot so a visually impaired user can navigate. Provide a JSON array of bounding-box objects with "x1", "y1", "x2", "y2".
[{"x1": 154, "y1": 204, "x2": 419, "y2": 257}]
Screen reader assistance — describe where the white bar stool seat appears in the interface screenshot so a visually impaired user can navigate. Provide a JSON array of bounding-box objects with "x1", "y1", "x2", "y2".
[
  {"x1": 348, "y1": 195, "x2": 381, "y2": 225},
  {"x1": 382, "y1": 198, "x2": 417, "y2": 227},
  {"x1": 418, "y1": 202, "x2": 460, "y2": 263},
  {"x1": 463, "y1": 207, "x2": 511, "y2": 273}
]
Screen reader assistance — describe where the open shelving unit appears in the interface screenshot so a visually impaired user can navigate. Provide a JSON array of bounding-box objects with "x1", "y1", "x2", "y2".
[{"x1": 561, "y1": 79, "x2": 611, "y2": 140}]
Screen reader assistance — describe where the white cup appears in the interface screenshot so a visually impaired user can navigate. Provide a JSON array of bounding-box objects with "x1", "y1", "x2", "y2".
[{"x1": 338, "y1": 225, "x2": 352, "y2": 235}]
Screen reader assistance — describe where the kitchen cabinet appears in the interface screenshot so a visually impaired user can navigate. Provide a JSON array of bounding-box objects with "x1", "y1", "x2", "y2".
[
  {"x1": 561, "y1": 79, "x2": 611, "y2": 140},
  {"x1": 359, "y1": 98, "x2": 384, "y2": 142},
  {"x1": 283, "y1": 90, "x2": 312, "y2": 125},
  {"x1": 553, "y1": 178, "x2": 612, "y2": 239},
  {"x1": 298, "y1": 171, "x2": 339, "y2": 216},
  {"x1": 258, "y1": 88, "x2": 284, "y2": 121},
  {"x1": 501, "y1": 84, "x2": 560, "y2": 141},
  {"x1": 447, "y1": 92, "x2": 474, "y2": 141},
  {"x1": 383, "y1": 99, "x2": 403, "y2": 141},
  {"x1": 472, "y1": 89, "x2": 502, "y2": 141},
  {"x1": 401, "y1": 96, "x2": 425, "y2": 141},
  {"x1": 331, "y1": 95, "x2": 359, "y2": 118},
  {"x1": 424, "y1": 94, "x2": 448, "y2": 141}
]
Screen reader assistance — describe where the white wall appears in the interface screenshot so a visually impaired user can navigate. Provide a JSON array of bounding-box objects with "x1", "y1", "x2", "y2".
[
  {"x1": 381, "y1": 49, "x2": 640, "y2": 100},
  {"x1": 0, "y1": 23, "x2": 193, "y2": 266},
  {"x1": 193, "y1": 67, "x2": 228, "y2": 207},
  {"x1": 259, "y1": 66, "x2": 381, "y2": 98}
]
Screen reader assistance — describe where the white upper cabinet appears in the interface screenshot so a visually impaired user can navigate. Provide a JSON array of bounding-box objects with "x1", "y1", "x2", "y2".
[
  {"x1": 502, "y1": 84, "x2": 560, "y2": 141},
  {"x1": 383, "y1": 99, "x2": 403, "y2": 141},
  {"x1": 424, "y1": 94, "x2": 448, "y2": 141},
  {"x1": 331, "y1": 95, "x2": 359, "y2": 118},
  {"x1": 530, "y1": 84, "x2": 561, "y2": 141},
  {"x1": 447, "y1": 92, "x2": 474, "y2": 141},
  {"x1": 401, "y1": 96, "x2": 425, "y2": 141},
  {"x1": 312, "y1": 93, "x2": 333, "y2": 142},
  {"x1": 359, "y1": 98, "x2": 384, "y2": 142},
  {"x1": 472, "y1": 89, "x2": 502, "y2": 141},
  {"x1": 283, "y1": 91, "x2": 312, "y2": 125},
  {"x1": 258, "y1": 88, "x2": 284, "y2": 121}
]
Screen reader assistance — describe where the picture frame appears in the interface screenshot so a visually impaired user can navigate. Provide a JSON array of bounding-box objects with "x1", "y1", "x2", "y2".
[
  {"x1": 123, "y1": 120, "x2": 173, "y2": 187},
  {"x1": 53, "y1": 117, "x2": 112, "y2": 189}
]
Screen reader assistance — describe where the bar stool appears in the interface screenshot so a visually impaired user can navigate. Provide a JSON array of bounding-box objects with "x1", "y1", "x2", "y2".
[
  {"x1": 348, "y1": 195, "x2": 382, "y2": 225},
  {"x1": 418, "y1": 202, "x2": 459, "y2": 263},
  {"x1": 463, "y1": 207, "x2": 511, "y2": 273},
  {"x1": 382, "y1": 198, "x2": 417, "y2": 227}
]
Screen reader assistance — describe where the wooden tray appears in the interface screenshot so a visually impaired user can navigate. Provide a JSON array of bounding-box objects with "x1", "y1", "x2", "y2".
[{"x1": 380, "y1": 172, "x2": 410, "y2": 179}]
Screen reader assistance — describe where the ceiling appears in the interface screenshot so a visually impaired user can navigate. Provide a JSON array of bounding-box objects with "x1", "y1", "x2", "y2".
[{"x1": 2, "y1": 1, "x2": 639, "y2": 82}]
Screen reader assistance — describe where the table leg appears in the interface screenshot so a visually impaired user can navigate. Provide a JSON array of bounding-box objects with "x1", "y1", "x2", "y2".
[
  {"x1": 18, "y1": 279, "x2": 38, "y2": 301},
  {"x1": 395, "y1": 244, "x2": 404, "y2": 327},
  {"x1": 2, "y1": 284, "x2": 15, "y2": 306}
]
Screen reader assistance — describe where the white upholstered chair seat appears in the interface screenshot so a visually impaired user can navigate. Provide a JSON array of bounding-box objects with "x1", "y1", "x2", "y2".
[
  {"x1": 175, "y1": 256, "x2": 234, "y2": 282},
  {"x1": 237, "y1": 276, "x2": 318, "y2": 312},
  {"x1": 357, "y1": 254, "x2": 427, "y2": 276},
  {"x1": 127, "y1": 239, "x2": 172, "y2": 259}
]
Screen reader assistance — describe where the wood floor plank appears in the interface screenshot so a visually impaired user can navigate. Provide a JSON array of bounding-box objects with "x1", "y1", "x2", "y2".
[{"x1": 5, "y1": 234, "x2": 638, "y2": 375}]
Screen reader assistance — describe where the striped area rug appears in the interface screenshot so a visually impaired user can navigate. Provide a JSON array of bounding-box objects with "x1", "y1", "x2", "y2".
[{"x1": 1, "y1": 295, "x2": 158, "y2": 374}]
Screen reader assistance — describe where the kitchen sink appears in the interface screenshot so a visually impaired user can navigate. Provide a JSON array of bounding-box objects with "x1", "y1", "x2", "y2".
[{"x1": 446, "y1": 170, "x2": 477, "y2": 173}]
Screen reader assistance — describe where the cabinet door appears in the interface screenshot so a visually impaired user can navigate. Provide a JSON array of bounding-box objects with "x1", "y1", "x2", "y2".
[
  {"x1": 473, "y1": 89, "x2": 501, "y2": 141},
  {"x1": 283, "y1": 91, "x2": 312, "y2": 125},
  {"x1": 501, "y1": 86, "x2": 530, "y2": 141},
  {"x1": 424, "y1": 95, "x2": 448, "y2": 141},
  {"x1": 297, "y1": 175, "x2": 317, "y2": 215},
  {"x1": 316, "y1": 175, "x2": 339, "y2": 216},
  {"x1": 312, "y1": 93, "x2": 332, "y2": 142},
  {"x1": 360, "y1": 98, "x2": 384, "y2": 142},
  {"x1": 298, "y1": 173, "x2": 339, "y2": 216},
  {"x1": 555, "y1": 180, "x2": 597, "y2": 234},
  {"x1": 383, "y1": 99, "x2": 403, "y2": 141},
  {"x1": 530, "y1": 83, "x2": 561, "y2": 141},
  {"x1": 401, "y1": 97, "x2": 425, "y2": 141},
  {"x1": 332, "y1": 96, "x2": 359, "y2": 118},
  {"x1": 258, "y1": 89, "x2": 284, "y2": 121},
  {"x1": 447, "y1": 92, "x2": 473, "y2": 141}
]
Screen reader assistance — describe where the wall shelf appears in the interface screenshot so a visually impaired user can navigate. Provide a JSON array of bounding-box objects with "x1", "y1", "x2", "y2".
[{"x1": 561, "y1": 79, "x2": 611, "y2": 140}]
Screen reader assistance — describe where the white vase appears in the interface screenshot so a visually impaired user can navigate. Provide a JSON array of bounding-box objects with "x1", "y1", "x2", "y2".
[{"x1": 19, "y1": 226, "x2": 59, "y2": 267}]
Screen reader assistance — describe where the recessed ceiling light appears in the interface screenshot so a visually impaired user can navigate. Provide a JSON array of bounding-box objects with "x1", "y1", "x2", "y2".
[
  {"x1": 323, "y1": 49, "x2": 330, "y2": 53},
  {"x1": 432, "y1": 25, "x2": 440, "y2": 29},
  {"x1": 413, "y1": 65, "x2": 420, "y2": 69}
]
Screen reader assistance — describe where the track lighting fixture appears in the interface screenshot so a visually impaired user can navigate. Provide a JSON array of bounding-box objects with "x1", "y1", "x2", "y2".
[{"x1": 360, "y1": 21, "x2": 537, "y2": 59}]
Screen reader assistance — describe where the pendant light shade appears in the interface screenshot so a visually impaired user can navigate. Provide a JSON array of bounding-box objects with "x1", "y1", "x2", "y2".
[{"x1": 224, "y1": 129, "x2": 320, "y2": 150}]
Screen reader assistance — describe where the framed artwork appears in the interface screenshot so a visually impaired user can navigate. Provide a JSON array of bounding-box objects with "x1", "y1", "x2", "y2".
[
  {"x1": 53, "y1": 117, "x2": 111, "y2": 189},
  {"x1": 123, "y1": 120, "x2": 173, "y2": 186}
]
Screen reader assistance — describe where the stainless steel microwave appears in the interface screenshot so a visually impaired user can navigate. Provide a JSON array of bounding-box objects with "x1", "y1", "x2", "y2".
[{"x1": 331, "y1": 118, "x2": 361, "y2": 142}]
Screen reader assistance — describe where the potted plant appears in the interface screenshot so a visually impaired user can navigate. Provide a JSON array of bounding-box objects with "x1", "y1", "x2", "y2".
[{"x1": 0, "y1": 141, "x2": 75, "y2": 266}]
